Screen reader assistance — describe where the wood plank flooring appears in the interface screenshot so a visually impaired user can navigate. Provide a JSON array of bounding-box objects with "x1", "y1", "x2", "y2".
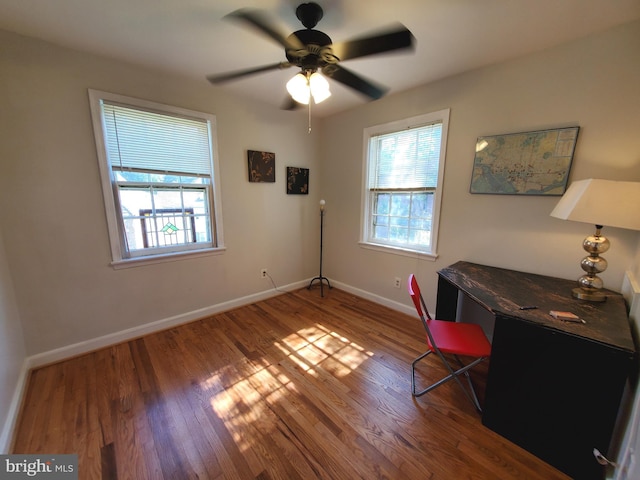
[{"x1": 12, "y1": 287, "x2": 570, "y2": 479}]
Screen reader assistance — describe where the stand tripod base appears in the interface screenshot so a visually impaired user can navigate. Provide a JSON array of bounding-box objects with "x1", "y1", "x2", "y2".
[{"x1": 308, "y1": 276, "x2": 332, "y2": 297}]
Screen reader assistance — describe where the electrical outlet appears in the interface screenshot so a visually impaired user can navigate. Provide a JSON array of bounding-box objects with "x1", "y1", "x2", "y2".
[
  {"x1": 261, "y1": 269, "x2": 268, "y2": 278},
  {"x1": 394, "y1": 277, "x2": 401, "y2": 288}
]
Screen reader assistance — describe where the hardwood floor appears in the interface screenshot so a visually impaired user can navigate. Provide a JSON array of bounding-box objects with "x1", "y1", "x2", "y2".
[{"x1": 12, "y1": 287, "x2": 570, "y2": 479}]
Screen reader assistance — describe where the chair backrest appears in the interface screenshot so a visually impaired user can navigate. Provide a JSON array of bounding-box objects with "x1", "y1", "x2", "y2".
[
  {"x1": 408, "y1": 274, "x2": 439, "y2": 351},
  {"x1": 408, "y1": 274, "x2": 433, "y2": 321}
]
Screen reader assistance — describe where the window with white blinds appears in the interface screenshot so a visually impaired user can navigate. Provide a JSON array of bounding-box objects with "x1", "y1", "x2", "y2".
[
  {"x1": 102, "y1": 103, "x2": 213, "y2": 177},
  {"x1": 368, "y1": 123, "x2": 442, "y2": 190},
  {"x1": 361, "y1": 109, "x2": 449, "y2": 257},
  {"x1": 89, "y1": 90, "x2": 224, "y2": 265}
]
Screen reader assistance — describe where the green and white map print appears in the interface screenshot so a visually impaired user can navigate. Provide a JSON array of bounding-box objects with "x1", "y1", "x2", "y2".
[{"x1": 470, "y1": 127, "x2": 579, "y2": 195}]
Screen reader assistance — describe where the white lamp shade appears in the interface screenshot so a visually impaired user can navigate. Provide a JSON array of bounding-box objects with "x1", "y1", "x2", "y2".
[
  {"x1": 286, "y1": 73, "x2": 311, "y2": 104},
  {"x1": 309, "y1": 73, "x2": 331, "y2": 104},
  {"x1": 550, "y1": 179, "x2": 640, "y2": 230},
  {"x1": 286, "y1": 72, "x2": 331, "y2": 105}
]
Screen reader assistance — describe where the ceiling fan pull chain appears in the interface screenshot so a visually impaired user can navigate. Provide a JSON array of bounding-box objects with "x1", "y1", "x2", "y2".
[{"x1": 308, "y1": 101, "x2": 312, "y2": 134}]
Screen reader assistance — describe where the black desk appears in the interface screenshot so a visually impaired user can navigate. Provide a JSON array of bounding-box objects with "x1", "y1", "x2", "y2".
[{"x1": 436, "y1": 261, "x2": 636, "y2": 480}]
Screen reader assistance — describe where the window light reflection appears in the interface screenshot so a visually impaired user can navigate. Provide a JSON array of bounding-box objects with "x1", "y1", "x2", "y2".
[
  {"x1": 277, "y1": 324, "x2": 373, "y2": 376},
  {"x1": 199, "y1": 324, "x2": 373, "y2": 452}
]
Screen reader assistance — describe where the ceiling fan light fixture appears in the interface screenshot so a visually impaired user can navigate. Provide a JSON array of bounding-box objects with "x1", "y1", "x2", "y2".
[
  {"x1": 286, "y1": 72, "x2": 311, "y2": 104},
  {"x1": 286, "y1": 71, "x2": 331, "y2": 105},
  {"x1": 309, "y1": 72, "x2": 331, "y2": 103}
]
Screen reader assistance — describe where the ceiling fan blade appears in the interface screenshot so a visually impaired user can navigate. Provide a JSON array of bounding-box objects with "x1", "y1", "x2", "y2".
[
  {"x1": 207, "y1": 62, "x2": 291, "y2": 84},
  {"x1": 331, "y1": 25, "x2": 415, "y2": 62},
  {"x1": 226, "y1": 8, "x2": 304, "y2": 53},
  {"x1": 324, "y1": 65, "x2": 388, "y2": 100}
]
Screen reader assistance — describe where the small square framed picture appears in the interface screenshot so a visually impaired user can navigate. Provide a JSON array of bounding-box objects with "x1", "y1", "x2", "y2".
[
  {"x1": 286, "y1": 167, "x2": 309, "y2": 195},
  {"x1": 248, "y1": 150, "x2": 275, "y2": 183}
]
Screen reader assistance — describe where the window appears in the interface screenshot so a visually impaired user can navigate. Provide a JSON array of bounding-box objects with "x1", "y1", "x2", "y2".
[
  {"x1": 88, "y1": 90, "x2": 224, "y2": 266},
  {"x1": 361, "y1": 109, "x2": 449, "y2": 257}
]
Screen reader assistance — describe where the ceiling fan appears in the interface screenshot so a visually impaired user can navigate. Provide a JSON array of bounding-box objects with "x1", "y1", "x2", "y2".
[{"x1": 206, "y1": 2, "x2": 415, "y2": 109}]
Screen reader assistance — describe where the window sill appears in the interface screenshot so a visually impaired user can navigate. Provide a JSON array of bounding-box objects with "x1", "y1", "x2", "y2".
[
  {"x1": 111, "y1": 246, "x2": 226, "y2": 269},
  {"x1": 358, "y1": 241, "x2": 438, "y2": 261}
]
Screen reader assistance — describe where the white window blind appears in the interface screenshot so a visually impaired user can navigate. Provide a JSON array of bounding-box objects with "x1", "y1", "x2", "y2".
[
  {"x1": 361, "y1": 109, "x2": 449, "y2": 258},
  {"x1": 102, "y1": 102, "x2": 213, "y2": 176},
  {"x1": 89, "y1": 89, "x2": 224, "y2": 266},
  {"x1": 369, "y1": 122, "x2": 442, "y2": 190}
]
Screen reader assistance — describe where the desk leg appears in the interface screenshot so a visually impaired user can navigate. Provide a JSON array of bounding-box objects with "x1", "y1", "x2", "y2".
[{"x1": 436, "y1": 276, "x2": 459, "y2": 320}]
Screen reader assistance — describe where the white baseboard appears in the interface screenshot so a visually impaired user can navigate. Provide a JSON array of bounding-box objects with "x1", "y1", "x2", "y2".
[
  {"x1": 2, "y1": 283, "x2": 299, "y2": 452},
  {"x1": 0, "y1": 359, "x2": 30, "y2": 453},
  {"x1": 330, "y1": 280, "x2": 415, "y2": 317},
  {"x1": 28, "y1": 279, "x2": 309, "y2": 369},
  {"x1": 27, "y1": 280, "x2": 414, "y2": 370},
  {"x1": 2, "y1": 278, "x2": 411, "y2": 453}
]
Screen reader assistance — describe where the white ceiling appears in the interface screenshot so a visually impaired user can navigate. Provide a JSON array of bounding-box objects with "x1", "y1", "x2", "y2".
[{"x1": 1, "y1": 0, "x2": 639, "y2": 117}]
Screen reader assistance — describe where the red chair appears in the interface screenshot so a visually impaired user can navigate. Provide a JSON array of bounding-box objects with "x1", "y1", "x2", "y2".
[{"x1": 407, "y1": 274, "x2": 491, "y2": 412}]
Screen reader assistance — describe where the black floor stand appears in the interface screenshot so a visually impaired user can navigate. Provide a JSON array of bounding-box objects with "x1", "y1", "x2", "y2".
[{"x1": 308, "y1": 204, "x2": 332, "y2": 297}]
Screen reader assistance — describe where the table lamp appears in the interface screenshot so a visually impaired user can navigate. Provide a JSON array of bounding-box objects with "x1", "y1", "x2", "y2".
[{"x1": 550, "y1": 179, "x2": 640, "y2": 301}]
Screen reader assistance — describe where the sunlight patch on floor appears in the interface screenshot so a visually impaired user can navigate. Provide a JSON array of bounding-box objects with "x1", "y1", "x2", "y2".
[
  {"x1": 276, "y1": 323, "x2": 373, "y2": 377},
  {"x1": 200, "y1": 323, "x2": 373, "y2": 452},
  {"x1": 205, "y1": 365, "x2": 291, "y2": 447}
]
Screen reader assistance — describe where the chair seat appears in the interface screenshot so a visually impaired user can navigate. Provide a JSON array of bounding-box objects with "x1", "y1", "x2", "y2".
[{"x1": 425, "y1": 319, "x2": 492, "y2": 358}]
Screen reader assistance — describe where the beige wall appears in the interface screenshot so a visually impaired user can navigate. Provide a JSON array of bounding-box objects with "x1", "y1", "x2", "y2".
[
  {"x1": 318, "y1": 20, "x2": 640, "y2": 311},
  {"x1": 0, "y1": 30, "x2": 321, "y2": 357}
]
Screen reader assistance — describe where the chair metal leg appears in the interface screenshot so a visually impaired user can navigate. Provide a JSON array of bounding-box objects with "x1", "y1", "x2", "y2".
[
  {"x1": 411, "y1": 350, "x2": 433, "y2": 397},
  {"x1": 411, "y1": 350, "x2": 486, "y2": 413},
  {"x1": 454, "y1": 355, "x2": 484, "y2": 413}
]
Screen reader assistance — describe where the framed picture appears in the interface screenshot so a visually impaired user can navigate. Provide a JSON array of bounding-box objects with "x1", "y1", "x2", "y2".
[
  {"x1": 286, "y1": 167, "x2": 309, "y2": 195},
  {"x1": 470, "y1": 126, "x2": 579, "y2": 195},
  {"x1": 248, "y1": 150, "x2": 275, "y2": 183}
]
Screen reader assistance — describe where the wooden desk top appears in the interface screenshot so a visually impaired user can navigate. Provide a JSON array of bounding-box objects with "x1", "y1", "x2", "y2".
[{"x1": 438, "y1": 261, "x2": 636, "y2": 353}]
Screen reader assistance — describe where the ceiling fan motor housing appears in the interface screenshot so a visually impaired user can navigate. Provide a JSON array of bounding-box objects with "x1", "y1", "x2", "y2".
[{"x1": 286, "y1": 29, "x2": 337, "y2": 72}]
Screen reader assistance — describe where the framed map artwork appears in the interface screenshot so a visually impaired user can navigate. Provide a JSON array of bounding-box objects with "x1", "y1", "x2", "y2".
[{"x1": 470, "y1": 126, "x2": 579, "y2": 195}]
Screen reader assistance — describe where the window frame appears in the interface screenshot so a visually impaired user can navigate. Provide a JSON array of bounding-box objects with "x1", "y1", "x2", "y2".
[
  {"x1": 88, "y1": 89, "x2": 225, "y2": 268},
  {"x1": 360, "y1": 109, "x2": 450, "y2": 259}
]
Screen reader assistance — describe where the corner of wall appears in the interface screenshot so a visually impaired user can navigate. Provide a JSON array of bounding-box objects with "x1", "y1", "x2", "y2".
[
  {"x1": 612, "y1": 270, "x2": 640, "y2": 479},
  {"x1": 0, "y1": 359, "x2": 31, "y2": 453}
]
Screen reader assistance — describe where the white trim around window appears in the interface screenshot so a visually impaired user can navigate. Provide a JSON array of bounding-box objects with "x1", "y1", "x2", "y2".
[
  {"x1": 88, "y1": 90, "x2": 225, "y2": 268},
  {"x1": 360, "y1": 109, "x2": 450, "y2": 259}
]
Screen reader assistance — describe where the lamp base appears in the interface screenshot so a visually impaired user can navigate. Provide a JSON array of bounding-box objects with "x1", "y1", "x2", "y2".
[
  {"x1": 308, "y1": 276, "x2": 332, "y2": 297},
  {"x1": 570, "y1": 225, "x2": 609, "y2": 303},
  {"x1": 572, "y1": 287, "x2": 607, "y2": 302}
]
